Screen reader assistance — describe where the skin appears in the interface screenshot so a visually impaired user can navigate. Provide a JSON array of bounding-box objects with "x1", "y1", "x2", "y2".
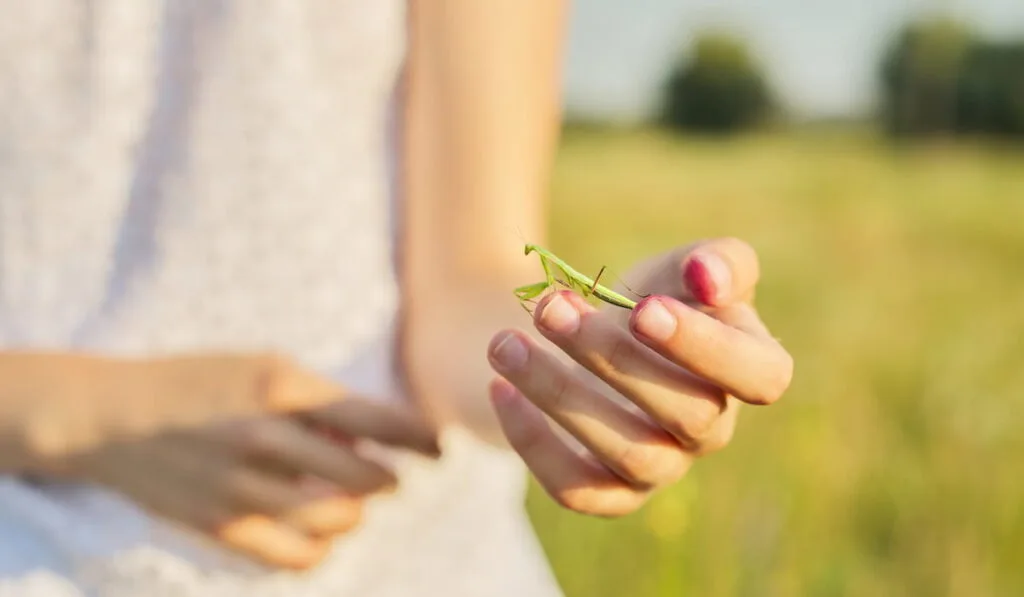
[
  {"x1": 0, "y1": 0, "x2": 794, "y2": 573},
  {"x1": 398, "y1": 0, "x2": 793, "y2": 520},
  {"x1": 0, "y1": 353, "x2": 440, "y2": 570},
  {"x1": 398, "y1": 0, "x2": 567, "y2": 443},
  {"x1": 486, "y1": 239, "x2": 794, "y2": 515}
]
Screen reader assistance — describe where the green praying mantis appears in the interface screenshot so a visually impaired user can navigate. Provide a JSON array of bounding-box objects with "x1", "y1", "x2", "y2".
[{"x1": 514, "y1": 244, "x2": 646, "y2": 313}]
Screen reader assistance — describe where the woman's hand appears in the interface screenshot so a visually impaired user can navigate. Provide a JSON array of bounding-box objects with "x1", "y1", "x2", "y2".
[
  {"x1": 33, "y1": 355, "x2": 440, "y2": 570},
  {"x1": 486, "y1": 237, "x2": 793, "y2": 516}
]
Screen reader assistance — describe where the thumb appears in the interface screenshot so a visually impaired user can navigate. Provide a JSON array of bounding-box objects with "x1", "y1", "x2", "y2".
[{"x1": 679, "y1": 237, "x2": 761, "y2": 307}]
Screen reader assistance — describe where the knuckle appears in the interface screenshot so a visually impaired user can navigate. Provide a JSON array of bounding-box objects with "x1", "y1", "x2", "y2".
[
  {"x1": 544, "y1": 371, "x2": 575, "y2": 412},
  {"x1": 509, "y1": 409, "x2": 547, "y2": 456},
  {"x1": 601, "y1": 335, "x2": 640, "y2": 378},
  {"x1": 696, "y1": 418, "x2": 736, "y2": 455},
  {"x1": 550, "y1": 485, "x2": 647, "y2": 518},
  {"x1": 681, "y1": 325, "x2": 721, "y2": 365},
  {"x1": 614, "y1": 441, "x2": 689, "y2": 487},
  {"x1": 551, "y1": 486, "x2": 600, "y2": 515},
  {"x1": 253, "y1": 352, "x2": 339, "y2": 412},
  {"x1": 751, "y1": 351, "x2": 794, "y2": 406},
  {"x1": 663, "y1": 404, "x2": 720, "y2": 446}
]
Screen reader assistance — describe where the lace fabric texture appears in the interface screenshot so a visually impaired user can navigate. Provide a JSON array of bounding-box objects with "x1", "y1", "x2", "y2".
[
  {"x1": 0, "y1": 428, "x2": 561, "y2": 597},
  {"x1": 0, "y1": 1, "x2": 562, "y2": 595}
]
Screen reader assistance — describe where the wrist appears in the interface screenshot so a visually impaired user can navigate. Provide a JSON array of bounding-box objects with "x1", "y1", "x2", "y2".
[
  {"x1": 0, "y1": 353, "x2": 118, "y2": 474},
  {"x1": 401, "y1": 283, "x2": 533, "y2": 449}
]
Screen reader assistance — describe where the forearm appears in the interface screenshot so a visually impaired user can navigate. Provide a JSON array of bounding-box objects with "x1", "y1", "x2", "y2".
[
  {"x1": 401, "y1": 0, "x2": 566, "y2": 285},
  {"x1": 400, "y1": 0, "x2": 568, "y2": 441},
  {"x1": 0, "y1": 352, "x2": 284, "y2": 474},
  {"x1": 400, "y1": 282, "x2": 540, "y2": 446}
]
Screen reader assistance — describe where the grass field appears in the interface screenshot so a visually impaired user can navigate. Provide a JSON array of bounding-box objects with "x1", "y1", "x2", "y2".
[{"x1": 525, "y1": 126, "x2": 1024, "y2": 597}]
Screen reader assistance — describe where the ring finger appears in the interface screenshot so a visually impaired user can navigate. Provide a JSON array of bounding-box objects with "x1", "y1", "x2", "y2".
[
  {"x1": 488, "y1": 327, "x2": 693, "y2": 488},
  {"x1": 79, "y1": 440, "x2": 331, "y2": 569}
]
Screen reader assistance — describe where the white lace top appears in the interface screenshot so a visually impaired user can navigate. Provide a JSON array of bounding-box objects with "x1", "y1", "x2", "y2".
[{"x1": 0, "y1": 2, "x2": 561, "y2": 595}]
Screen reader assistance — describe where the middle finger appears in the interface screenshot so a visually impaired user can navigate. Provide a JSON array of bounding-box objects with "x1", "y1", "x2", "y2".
[
  {"x1": 532, "y1": 290, "x2": 728, "y2": 447},
  {"x1": 143, "y1": 434, "x2": 365, "y2": 538}
]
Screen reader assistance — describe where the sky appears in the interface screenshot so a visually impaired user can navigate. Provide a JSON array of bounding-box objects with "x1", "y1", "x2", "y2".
[{"x1": 561, "y1": 0, "x2": 1024, "y2": 121}]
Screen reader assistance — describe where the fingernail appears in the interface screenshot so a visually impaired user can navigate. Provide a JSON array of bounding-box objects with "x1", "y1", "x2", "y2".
[
  {"x1": 632, "y1": 298, "x2": 677, "y2": 341},
  {"x1": 538, "y1": 293, "x2": 580, "y2": 335},
  {"x1": 491, "y1": 332, "x2": 528, "y2": 370},
  {"x1": 684, "y1": 252, "x2": 731, "y2": 305}
]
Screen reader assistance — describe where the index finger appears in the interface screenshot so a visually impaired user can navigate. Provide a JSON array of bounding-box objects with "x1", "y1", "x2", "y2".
[{"x1": 301, "y1": 399, "x2": 442, "y2": 458}]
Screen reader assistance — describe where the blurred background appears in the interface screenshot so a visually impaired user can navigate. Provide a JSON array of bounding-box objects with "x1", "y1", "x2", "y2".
[{"x1": 525, "y1": 1, "x2": 1024, "y2": 595}]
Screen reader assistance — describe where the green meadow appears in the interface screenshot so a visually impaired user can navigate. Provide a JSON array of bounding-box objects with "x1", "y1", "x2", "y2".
[{"x1": 526, "y1": 126, "x2": 1024, "y2": 597}]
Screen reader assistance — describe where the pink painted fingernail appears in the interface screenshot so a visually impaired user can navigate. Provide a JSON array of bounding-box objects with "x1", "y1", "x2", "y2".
[
  {"x1": 684, "y1": 252, "x2": 731, "y2": 305},
  {"x1": 632, "y1": 297, "x2": 677, "y2": 341},
  {"x1": 538, "y1": 293, "x2": 580, "y2": 335},
  {"x1": 491, "y1": 332, "x2": 528, "y2": 370}
]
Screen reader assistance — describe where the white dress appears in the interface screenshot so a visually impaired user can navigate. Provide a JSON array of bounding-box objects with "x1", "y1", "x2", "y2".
[{"x1": 0, "y1": 1, "x2": 562, "y2": 595}]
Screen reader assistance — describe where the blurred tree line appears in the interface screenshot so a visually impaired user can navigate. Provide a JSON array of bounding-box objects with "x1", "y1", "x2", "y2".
[
  {"x1": 658, "y1": 32, "x2": 773, "y2": 135},
  {"x1": 658, "y1": 18, "x2": 1024, "y2": 140},
  {"x1": 880, "y1": 18, "x2": 1024, "y2": 139}
]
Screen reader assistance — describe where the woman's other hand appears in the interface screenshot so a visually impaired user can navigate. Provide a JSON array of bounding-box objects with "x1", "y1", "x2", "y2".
[{"x1": 28, "y1": 355, "x2": 440, "y2": 570}]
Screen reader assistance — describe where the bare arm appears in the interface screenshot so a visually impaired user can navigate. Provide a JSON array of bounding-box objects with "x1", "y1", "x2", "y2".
[
  {"x1": 399, "y1": 0, "x2": 568, "y2": 443},
  {"x1": 0, "y1": 352, "x2": 317, "y2": 472},
  {"x1": 397, "y1": 2, "x2": 794, "y2": 518}
]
